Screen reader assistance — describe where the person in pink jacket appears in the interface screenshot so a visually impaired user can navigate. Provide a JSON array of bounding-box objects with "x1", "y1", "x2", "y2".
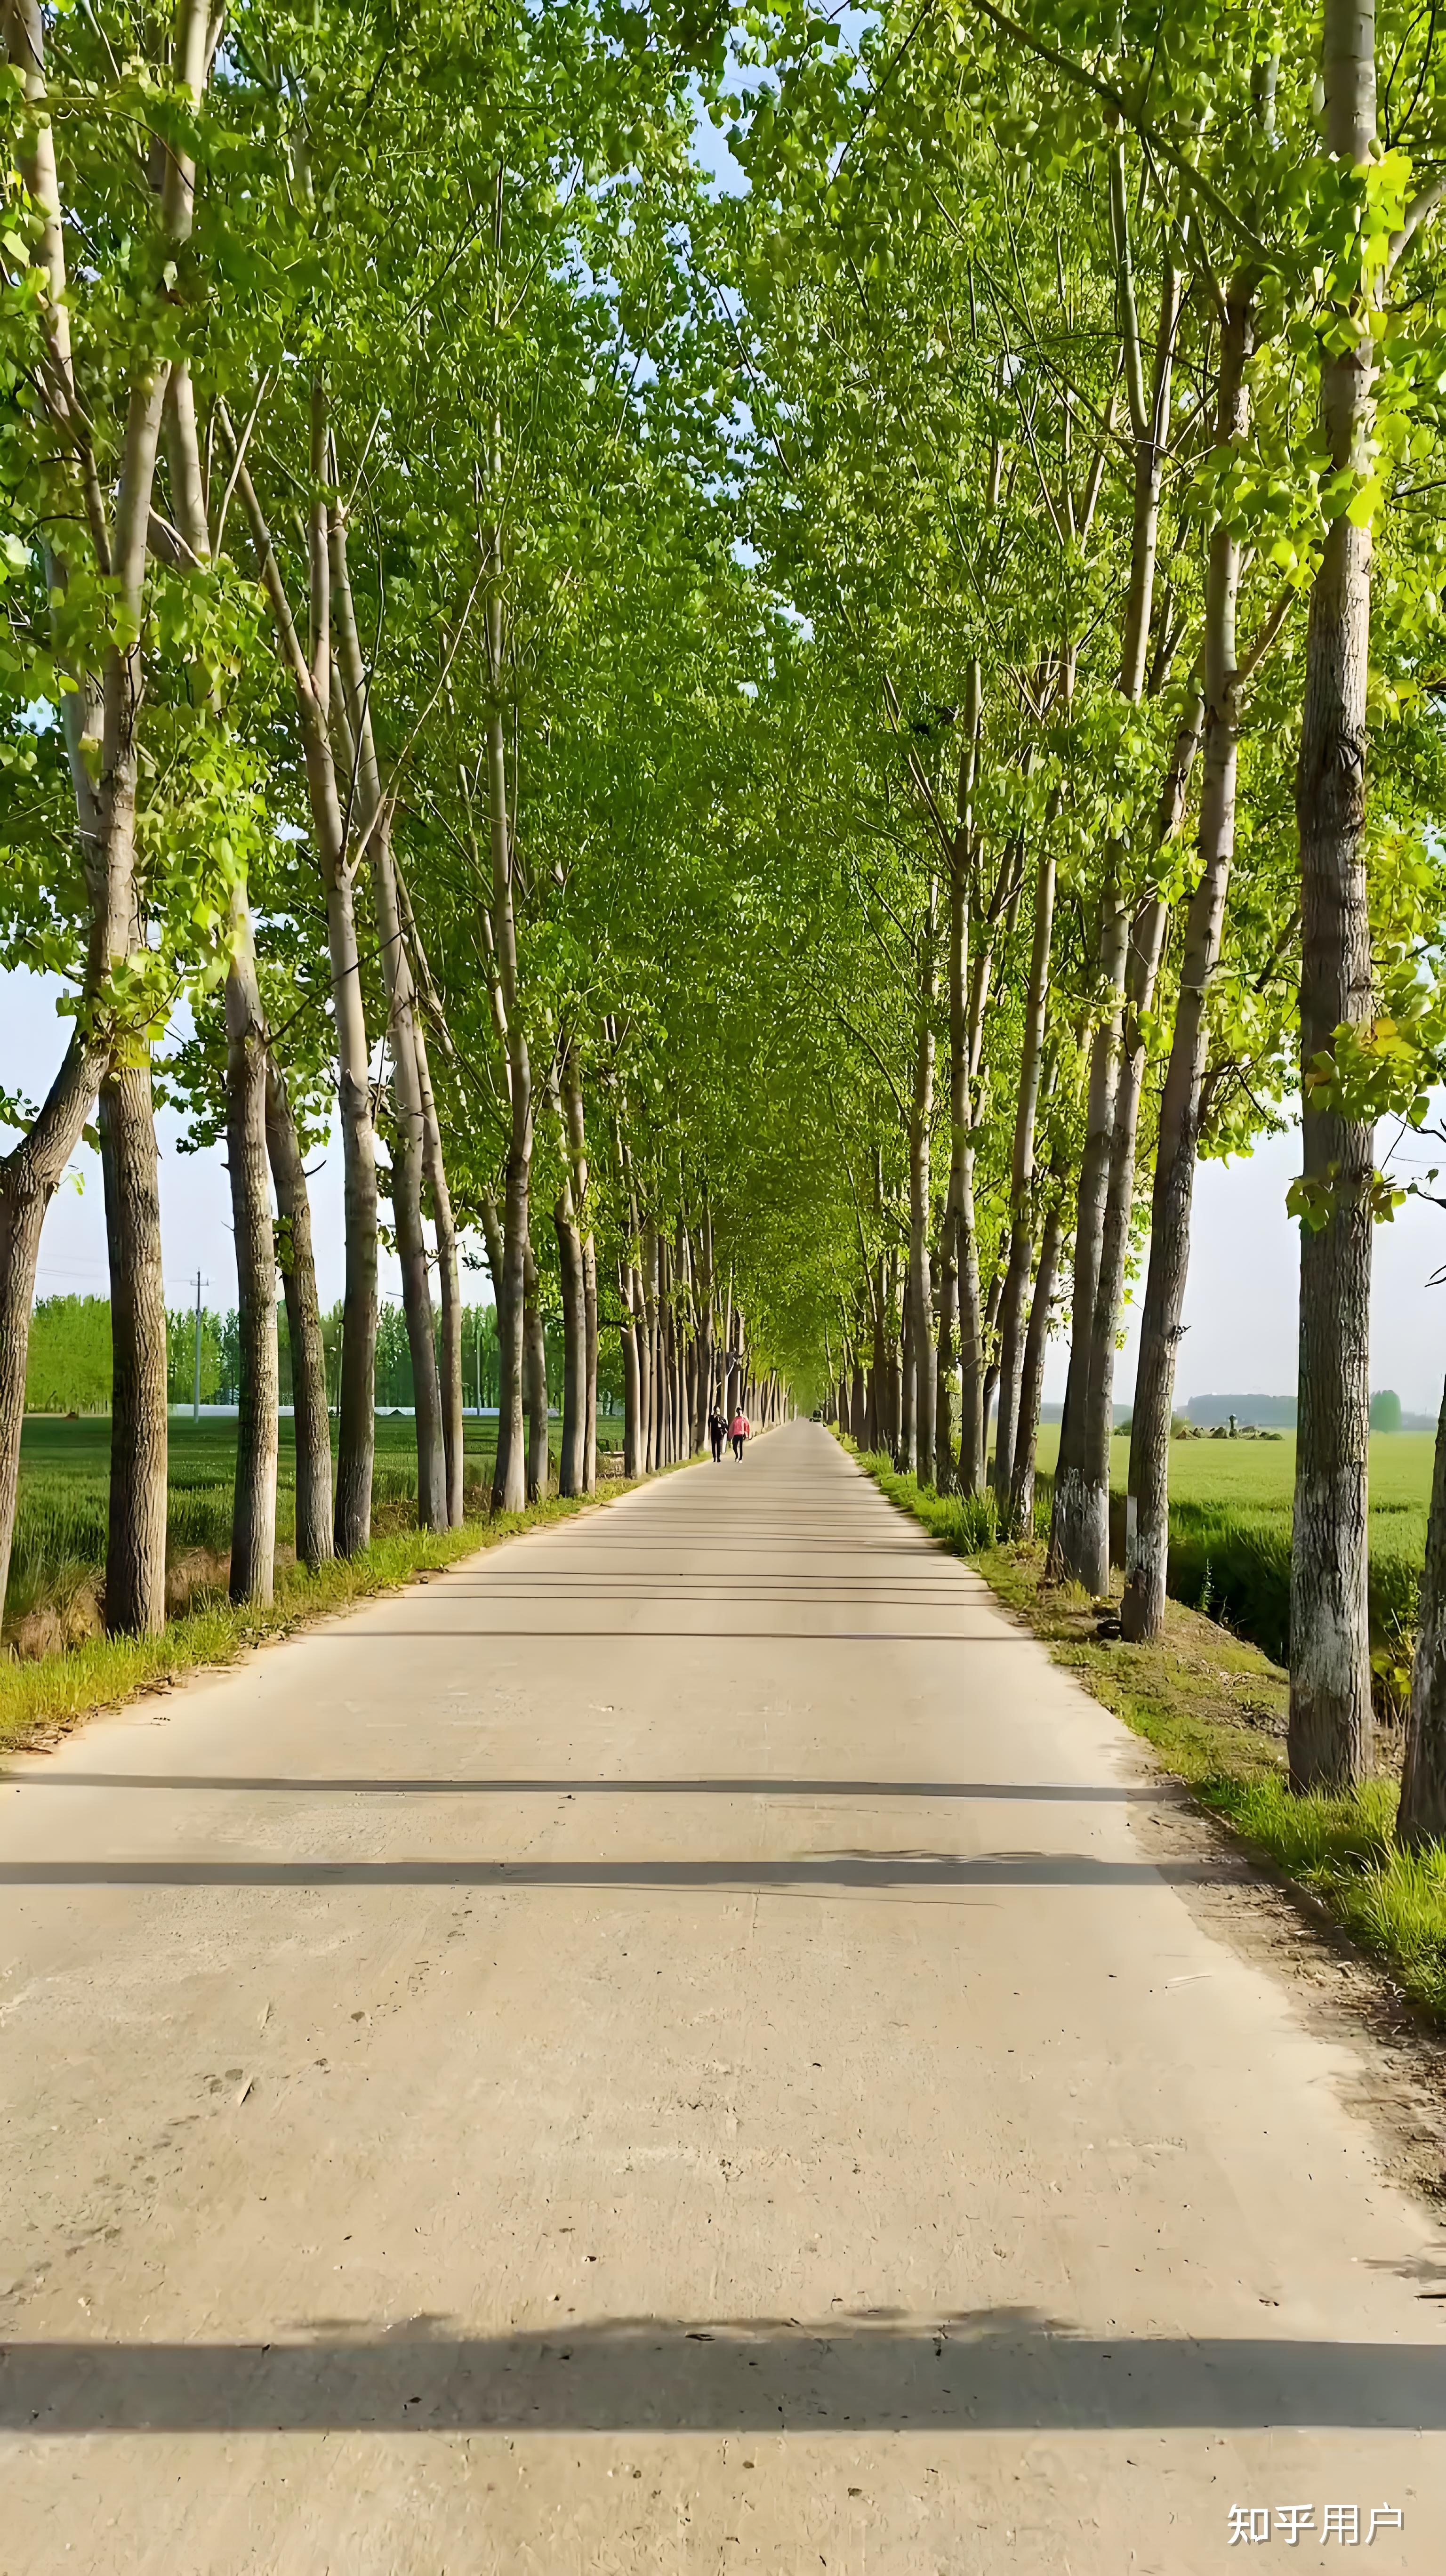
[{"x1": 728, "y1": 1409, "x2": 749, "y2": 1461}]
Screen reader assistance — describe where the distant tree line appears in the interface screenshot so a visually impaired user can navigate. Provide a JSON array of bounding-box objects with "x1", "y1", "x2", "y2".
[{"x1": 25, "y1": 1295, "x2": 625, "y2": 1422}]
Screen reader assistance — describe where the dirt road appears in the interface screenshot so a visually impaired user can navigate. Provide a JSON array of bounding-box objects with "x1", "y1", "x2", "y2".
[{"x1": 1, "y1": 1420, "x2": 1444, "y2": 2572}]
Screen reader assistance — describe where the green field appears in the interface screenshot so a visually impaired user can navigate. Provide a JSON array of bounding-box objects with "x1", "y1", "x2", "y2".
[
  {"x1": 6, "y1": 1414, "x2": 622, "y2": 1655},
  {"x1": 1028, "y1": 1422, "x2": 1435, "y2": 1688}
]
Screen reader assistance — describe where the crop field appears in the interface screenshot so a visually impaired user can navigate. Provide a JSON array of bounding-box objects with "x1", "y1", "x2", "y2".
[
  {"x1": 1029, "y1": 1422, "x2": 1436, "y2": 1687},
  {"x1": 5, "y1": 1414, "x2": 621, "y2": 1657}
]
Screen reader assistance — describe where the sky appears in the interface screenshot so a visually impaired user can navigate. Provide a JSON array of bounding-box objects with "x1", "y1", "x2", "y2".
[
  {"x1": 1, "y1": 969, "x2": 453, "y2": 1328},
  {"x1": 7, "y1": 964, "x2": 1446, "y2": 1414}
]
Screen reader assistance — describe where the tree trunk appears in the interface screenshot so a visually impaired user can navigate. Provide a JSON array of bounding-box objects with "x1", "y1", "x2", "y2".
[
  {"x1": 1398, "y1": 1366, "x2": 1446, "y2": 1846},
  {"x1": 394, "y1": 869, "x2": 466, "y2": 1525},
  {"x1": 0, "y1": 1029, "x2": 106, "y2": 1632},
  {"x1": 0, "y1": 1, "x2": 203, "y2": 1633},
  {"x1": 1074, "y1": 893, "x2": 1173, "y2": 1595},
  {"x1": 1077, "y1": 694, "x2": 1205, "y2": 1594},
  {"x1": 637, "y1": 1261, "x2": 654, "y2": 1473},
  {"x1": 562, "y1": 1050, "x2": 597, "y2": 1492},
  {"x1": 487, "y1": 637, "x2": 531, "y2": 1517},
  {"x1": 387, "y1": 997, "x2": 447, "y2": 1532},
  {"x1": 1122, "y1": 284, "x2": 1254, "y2": 1643},
  {"x1": 100, "y1": 1068, "x2": 168, "y2": 1636},
  {"x1": 332, "y1": 922, "x2": 379, "y2": 1556},
  {"x1": 1053, "y1": 180, "x2": 1185, "y2": 1589},
  {"x1": 955, "y1": 1138, "x2": 986, "y2": 1495},
  {"x1": 415, "y1": 1018, "x2": 464, "y2": 1525},
  {"x1": 494, "y1": 1096, "x2": 531, "y2": 1514},
  {"x1": 225, "y1": 920, "x2": 278, "y2": 1606},
  {"x1": 899, "y1": 1292, "x2": 914, "y2": 1469},
  {"x1": 908, "y1": 883, "x2": 937, "y2": 1476},
  {"x1": 266, "y1": 1061, "x2": 334, "y2": 1570},
  {"x1": 695, "y1": 1201, "x2": 715, "y2": 1452},
  {"x1": 524, "y1": 1244, "x2": 548, "y2": 1502},
  {"x1": 582, "y1": 1228, "x2": 599, "y2": 1491},
  {"x1": 328, "y1": 502, "x2": 445, "y2": 1534},
  {"x1": 643, "y1": 1224, "x2": 661, "y2": 1471},
  {"x1": 229, "y1": 405, "x2": 380, "y2": 1557},
  {"x1": 620, "y1": 1260, "x2": 643, "y2": 1480},
  {"x1": 1008, "y1": 1188, "x2": 1066, "y2": 1540},
  {"x1": 4, "y1": 3, "x2": 201, "y2": 1639},
  {"x1": 1049, "y1": 896, "x2": 1129, "y2": 1582},
  {"x1": 555, "y1": 1178, "x2": 586, "y2": 1498},
  {"x1": 993, "y1": 840, "x2": 1057, "y2": 1506},
  {"x1": 1288, "y1": 0, "x2": 1378, "y2": 1793}
]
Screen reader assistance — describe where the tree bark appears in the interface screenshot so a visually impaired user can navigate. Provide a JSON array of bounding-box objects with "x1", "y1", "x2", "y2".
[
  {"x1": 695, "y1": 1199, "x2": 715, "y2": 1454},
  {"x1": 554, "y1": 1167, "x2": 586, "y2": 1497},
  {"x1": 620, "y1": 1256, "x2": 643, "y2": 1480},
  {"x1": 1008, "y1": 1185, "x2": 1066, "y2": 1540},
  {"x1": 1049, "y1": 896, "x2": 1129, "y2": 1582},
  {"x1": 486, "y1": 656, "x2": 530, "y2": 1512},
  {"x1": 0, "y1": 1038, "x2": 102, "y2": 1629},
  {"x1": 228, "y1": 404, "x2": 379, "y2": 1555},
  {"x1": 1052, "y1": 172, "x2": 1185, "y2": 1590},
  {"x1": 1288, "y1": 0, "x2": 1378, "y2": 1792},
  {"x1": 1122, "y1": 284, "x2": 1254, "y2": 1643},
  {"x1": 1398, "y1": 1365, "x2": 1446, "y2": 1845},
  {"x1": 1074, "y1": 893, "x2": 1173, "y2": 1595},
  {"x1": 948, "y1": 670, "x2": 990, "y2": 1497},
  {"x1": 225, "y1": 917, "x2": 278, "y2": 1606},
  {"x1": 899, "y1": 1291, "x2": 914, "y2": 1469},
  {"x1": 160, "y1": 308, "x2": 286, "y2": 1604},
  {"x1": 908, "y1": 877, "x2": 938, "y2": 1474},
  {"x1": 414, "y1": 1016, "x2": 465, "y2": 1525},
  {"x1": 266, "y1": 1062, "x2": 334, "y2": 1570},
  {"x1": 643, "y1": 1223, "x2": 661, "y2": 1470},
  {"x1": 328, "y1": 499, "x2": 445, "y2": 1532},
  {"x1": 100, "y1": 1068, "x2": 168, "y2": 1634},
  {"x1": 1076, "y1": 697, "x2": 1204, "y2": 1594},
  {"x1": 524, "y1": 1242, "x2": 548, "y2": 1502},
  {"x1": 993, "y1": 840, "x2": 1057, "y2": 1510},
  {"x1": 0, "y1": 0, "x2": 213, "y2": 1633},
  {"x1": 562, "y1": 1050, "x2": 597, "y2": 1492}
]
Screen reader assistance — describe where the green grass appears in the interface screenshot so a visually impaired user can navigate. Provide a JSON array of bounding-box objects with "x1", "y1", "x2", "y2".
[
  {"x1": 1026, "y1": 1421, "x2": 1434, "y2": 1698},
  {"x1": 3, "y1": 1409, "x2": 630, "y2": 1672},
  {"x1": 851, "y1": 1438, "x2": 1446, "y2": 2024},
  {"x1": 0, "y1": 1421, "x2": 639, "y2": 1754}
]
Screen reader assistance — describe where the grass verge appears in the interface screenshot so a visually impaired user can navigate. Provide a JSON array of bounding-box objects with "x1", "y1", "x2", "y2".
[
  {"x1": 0, "y1": 1473, "x2": 646, "y2": 1759},
  {"x1": 847, "y1": 1441, "x2": 1446, "y2": 2024}
]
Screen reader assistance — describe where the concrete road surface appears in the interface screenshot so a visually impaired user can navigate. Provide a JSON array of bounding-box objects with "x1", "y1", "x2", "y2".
[{"x1": 1, "y1": 1419, "x2": 1444, "y2": 2573}]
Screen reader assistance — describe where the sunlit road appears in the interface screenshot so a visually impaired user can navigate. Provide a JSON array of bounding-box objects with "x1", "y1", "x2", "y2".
[{"x1": 0, "y1": 1420, "x2": 1443, "y2": 2571}]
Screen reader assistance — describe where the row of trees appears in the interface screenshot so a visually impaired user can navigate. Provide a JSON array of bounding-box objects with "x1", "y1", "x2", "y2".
[
  {"x1": 737, "y1": 1, "x2": 1446, "y2": 1843},
  {"x1": 21, "y1": 1289, "x2": 640, "y2": 1419},
  {"x1": 162, "y1": 1299, "x2": 518, "y2": 1417},
  {"x1": 0, "y1": 0, "x2": 796, "y2": 1642},
  {"x1": 8, "y1": 1, "x2": 1446, "y2": 1857}
]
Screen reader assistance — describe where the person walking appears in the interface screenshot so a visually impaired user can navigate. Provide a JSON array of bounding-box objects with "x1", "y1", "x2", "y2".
[
  {"x1": 708, "y1": 1404, "x2": 726, "y2": 1464},
  {"x1": 729, "y1": 1407, "x2": 749, "y2": 1462}
]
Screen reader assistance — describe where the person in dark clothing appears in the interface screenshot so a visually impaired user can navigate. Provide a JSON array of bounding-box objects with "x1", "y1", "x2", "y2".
[{"x1": 708, "y1": 1405, "x2": 726, "y2": 1463}]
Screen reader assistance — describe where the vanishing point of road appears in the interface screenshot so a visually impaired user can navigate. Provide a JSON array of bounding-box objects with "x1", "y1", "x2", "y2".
[{"x1": 1, "y1": 1421, "x2": 1444, "y2": 2573}]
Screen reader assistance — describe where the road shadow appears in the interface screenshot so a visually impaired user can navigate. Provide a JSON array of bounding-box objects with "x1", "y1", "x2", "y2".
[
  {"x1": 12, "y1": 1775, "x2": 1158, "y2": 1803},
  {"x1": 0, "y1": 1851, "x2": 1238, "y2": 1890},
  {"x1": 2, "y1": 2312, "x2": 1442, "y2": 2432}
]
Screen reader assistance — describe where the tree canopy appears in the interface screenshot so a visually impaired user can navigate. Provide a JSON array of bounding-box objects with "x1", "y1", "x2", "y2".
[{"x1": 7, "y1": 0, "x2": 1446, "y2": 1835}]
